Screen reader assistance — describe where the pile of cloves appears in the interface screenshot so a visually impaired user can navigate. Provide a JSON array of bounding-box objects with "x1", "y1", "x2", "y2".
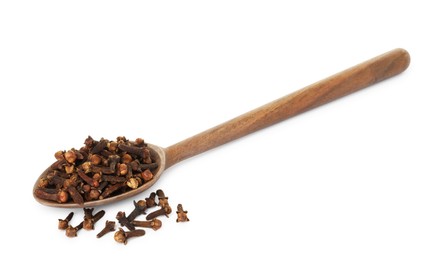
[
  {"x1": 57, "y1": 189, "x2": 189, "y2": 245},
  {"x1": 35, "y1": 136, "x2": 158, "y2": 205}
]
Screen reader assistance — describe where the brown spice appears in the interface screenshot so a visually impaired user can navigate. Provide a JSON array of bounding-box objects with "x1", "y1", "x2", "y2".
[
  {"x1": 114, "y1": 228, "x2": 145, "y2": 245},
  {"x1": 58, "y1": 212, "x2": 74, "y2": 230},
  {"x1": 145, "y1": 192, "x2": 157, "y2": 208},
  {"x1": 66, "y1": 221, "x2": 83, "y2": 237},
  {"x1": 146, "y1": 207, "x2": 169, "y2": 220},
  {"x1": 34, "y1": 189, "x2": 68, "y2": 203},
  {"x1": 176, "y1": 204, "x2": 190, "y2": 222},
  {"x1": 96, "y1": 221, "x2": 115, "y2": 238},
  {"x1": 36, "y1": 136, "x2": 159, "y2": 204},
  {"x1": 127, "y1": 200, "x2": 147, "y2": 222},
  {"x1": 131, "y1": 219, "x2": 162, "y2": 231},
  {"x1": 81, "y1": 208, "x2": 105, "y2": 230},
  {"x1": 116, "y1": 211, "x2": 135, "y2": 231}
]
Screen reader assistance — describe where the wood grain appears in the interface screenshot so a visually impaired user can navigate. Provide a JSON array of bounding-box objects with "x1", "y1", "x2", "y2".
[{"x1": 164, "y1": 48, "x2": 410, "y2": 168}]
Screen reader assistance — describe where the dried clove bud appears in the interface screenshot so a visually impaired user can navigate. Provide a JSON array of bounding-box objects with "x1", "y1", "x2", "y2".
[
  {"x1": 64, "y1": 150, "x2": 77, "y2": 164},
  {"x1": 114, "y1": 228, "x2": 145, "y2": 245},
  {"x1": 156, "y1": 189, "x2": 169, "y2": 207},
  {"x1": 83, "y1": 208, "x2": 105, "y2": 230},
  {"x1": 108, "y1": 154, "x2": 120, "y2": 170},
  {"x1": 78, "y1": 170, "x2": 99, "y2": 188},
  {"x1": 156, "y1": 189, "x2": 172, "y2": 214},
  {"x1": 127, "y1": 200, "x2": 147, "y2": 222},
  {"x1": 107, "y1": 141, "x2": 118, "y2": 152},
  {"x1": 141, "y1": 169, "x2": 153, "y2": 182},
  {"x1": 96, "y1": 221, "x2": 116, "y2": 238},
  {"x1": 121, "y1": 154, "x2": 133, "y2": 164},
  {"x1": 83, "y1": 208, "x2": 94, "y2": 230},
  {"x1": 91, "y1": 139, "x2": 107, "y2": 154},
  {"x1": 100, "y1": 183, "x2": 124, "y2": 199},
  {"x1": 88, "y1": 189, "x2": 100, "y2": 201},
  {"x1": 145, "y1": 192, "x2": 157, "y2": 208},
  {"x1": 117, "y1": 144, "x2": 149, "y2": 159},
  {"x1": 116, "y1": 211, "x2": 135, "y2": 231},
  {"x1": 58, "y1": 212, "x2": 74, "y2": 230},
  {"x1": 134, "y1": 138, "x2": 145, "y2": 146},
  {"x1": 90, "y1": 154, "x2": 102, "y2": 165},
  {"x1": 66, "y1": 221, "x2": 83, "y2": 237},
  {"x1": 66, "y1": 186, "x2": 84, "y2": 205},
  {"x1": 84, "y1": 135, "x2": 95, "y2": 148},
  {"x1": 131, "y1": 219, "x2": 162, "y2": 231},
  {"x1": 54, "y1": 150, "x2": 65, "y2": 161},
  {"x1": 146, "y1": 207, "x2": 169, "y2": 220},
  {"x1": 176, "y1": 204, "x2": 190, "y2": 222},
  {"x1": 34, "y1": 189, "x2": 68, "y2": 203},
  {"x1": 64, "y1": 164, "x2": 75, "y2": 174},
  {"x1": 37, "y1": 178, "x2": 49, "y2": 188},
  {"x1": 126, "y1": 177, "x2": 139, "y2": 189}
]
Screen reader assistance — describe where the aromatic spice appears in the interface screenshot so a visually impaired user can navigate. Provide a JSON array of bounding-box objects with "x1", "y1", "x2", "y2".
[
  {"x1": 58, "y1": 212, "x2": 74, "y2": 230},
  {"x1": 145, "y1": 192, "x2": 157, "y2": 208},
  {"x1": 57, "y1": 188, "x2": 188, "y2": 242},
  {"x1": 83, "y1": 208, "x2": 105, "y2": 230},
  {"x1": 126, "y1": 200, "x2": 147, "y2": 222},
  {"x1": 96, "y1": 221, "x2": 116, "y2": 238},
  {"x1": 66, "y1": 220, "x2": 83, "y2": 237},
  {"x1": 34, "y1": 189, "x2": 68, "y2": 203},
  {"x1": 146, "y1": 207, "x2": 169, "y2": 220},
  {"x1": 176, "y1": 204, "x2": 189, "y2": 222},
  {"x1": 34, "y1": 136, "x2": 158, "y2": 204},
  {"x1": 116, "y1": 211, "x2": 136, "y2": 231},
  {"x1": 156, "y1": 189, "x2": 172, "y2": 214},
  {"x1": 114, "y1": 228, "x2": 145, "y2": 245},
  {"x1": 131, "y1": 219, "x2": 162, "y2": 231}
]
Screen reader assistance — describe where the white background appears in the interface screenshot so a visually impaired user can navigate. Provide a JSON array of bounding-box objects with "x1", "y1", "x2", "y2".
[{"x1": 0, "y1": 1, "x2": 446, "y2": 259}]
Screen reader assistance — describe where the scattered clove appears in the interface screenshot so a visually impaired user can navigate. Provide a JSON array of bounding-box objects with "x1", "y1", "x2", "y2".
[
  {"x1": 58, "y1": 212, "x2": 74, "y2": 230},
  {"x1": 114, "y1": 228, "x2": 145, "y2": 245},
  {"x1": 145, "y1": 192, "x2": 157, "y2": 208},
  {"x1": 83, "y1": 208, "x2": 105, "y2": 230},
  {"x1": 176, "y1": 204, "x2": 189, "y2": 222},
  {"x1": 126, "y1": 200, "x2": 147, "y2": 222},
  {"x1": 66, "y1": 220, "x2": 84, "y2": 237},
  {"x1": 156, "y1": 189, "x2": 169, "y2": 207},
  {"x1": 57, "y1": 188, "x2": 188, "y2": 242},
  {"x1": 96, "y1": 221, "x2": 116, "y2": 238},
  {"x1": 131, "y1": 219, "x2": 162, "y2": 231},
  {"x1": 146, "y1": 207, "x2": 169, "y2": 220},
  {"x1": 83, "y1": 208, "x2": 94, "y2": 230},
  {"x1": 116, "y1": 211, "x2": 135, "y2": 231},
  {"x1": 156, "y1": 189, "x2": 172, "y2": 214}
]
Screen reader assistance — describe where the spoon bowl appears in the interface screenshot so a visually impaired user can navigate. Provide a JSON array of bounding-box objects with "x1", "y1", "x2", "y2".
[
  {"x1": 33, "y1": 144, "x2": 166, "y2": 208},
  {"x1": 33, "y1": 48, "x2": 410, "y2": 208}
]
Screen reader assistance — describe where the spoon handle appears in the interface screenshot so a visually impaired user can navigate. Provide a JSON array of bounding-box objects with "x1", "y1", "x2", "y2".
[{"x1": 164, "y1": 48, "x2": 410, "y2": 168}]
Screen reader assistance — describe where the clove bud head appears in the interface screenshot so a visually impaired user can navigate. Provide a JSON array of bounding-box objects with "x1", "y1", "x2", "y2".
[
  {"x1": 114, "y1": 228, "x2": 127, "y2": 244},
  {"x1": 65, "y1": 225, "x2": 78, "y2": 237}
]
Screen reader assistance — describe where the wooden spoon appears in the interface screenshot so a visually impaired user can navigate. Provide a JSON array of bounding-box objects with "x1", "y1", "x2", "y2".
[{"x1": 33, "y1": 48, "x2": 410, "y2": 208}]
